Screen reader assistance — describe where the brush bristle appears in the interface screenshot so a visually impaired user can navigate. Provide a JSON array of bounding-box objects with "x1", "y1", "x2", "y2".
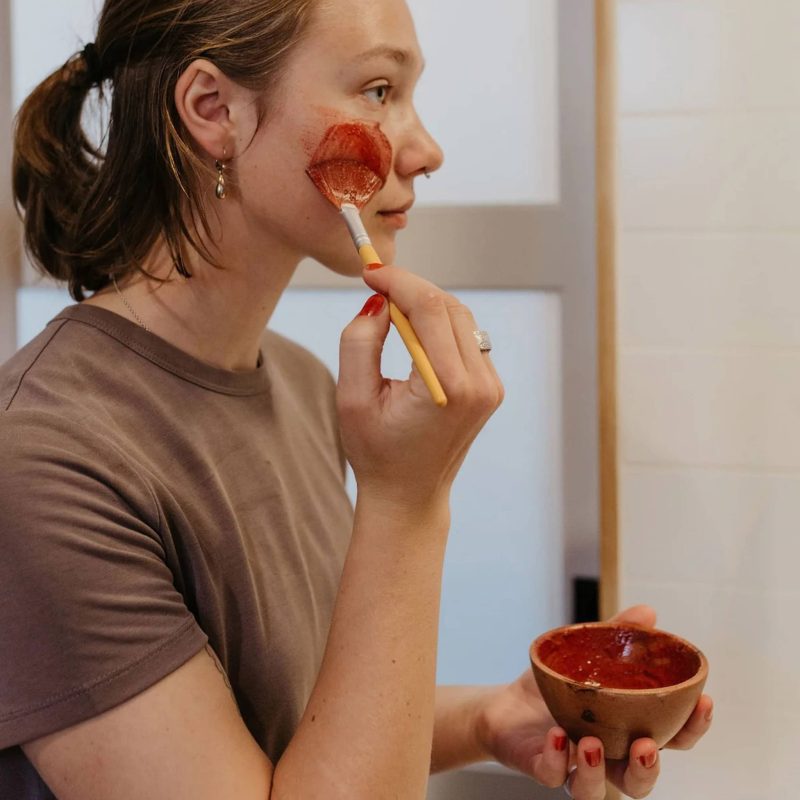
[{"x1": 307, "y1": 160, "x2": 383, "y2": 210}]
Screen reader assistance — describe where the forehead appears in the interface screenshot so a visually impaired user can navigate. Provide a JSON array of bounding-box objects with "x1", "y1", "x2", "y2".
[{"x1": 307, "y1": 0, "x2": 423, "y2": 64}]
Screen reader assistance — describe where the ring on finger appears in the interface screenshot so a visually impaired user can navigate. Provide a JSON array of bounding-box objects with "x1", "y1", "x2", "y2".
[
  {"x1": 562, "y1": 766, "x2": 578, "y2": 798},
  {"x1": 473, "y1": 329, "x2": 492, "y2": 353}
]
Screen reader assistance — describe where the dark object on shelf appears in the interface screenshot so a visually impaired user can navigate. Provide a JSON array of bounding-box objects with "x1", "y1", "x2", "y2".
[{"x1": 572, "y1": 576, "x2": 599, "y2": 623}]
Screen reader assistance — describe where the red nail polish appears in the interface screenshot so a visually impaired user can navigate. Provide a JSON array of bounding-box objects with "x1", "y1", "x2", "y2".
[
  {"x1": 585, "y1": 748, "x2": 602, "y2": 768},
  {"x1": 365, "y1": 262, "x2": 384, "y2": 271},
  {"x1": 554, "y1": 735, "x2": 568, "y2": 752},
  {"x1": 639, "y1": 751, "x2": 657, "y2": 769},
  {"x1": 358, "y1": 294, "x2": 386, "y2": 317}
]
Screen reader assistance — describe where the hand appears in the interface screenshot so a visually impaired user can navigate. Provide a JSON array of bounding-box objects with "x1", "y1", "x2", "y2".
[
  {"x1": 337, "y1": 265, "x2": 504, "y2": 512},
  {"x1": 476, "y1": 606, "x2": 713, "y2": 799}
]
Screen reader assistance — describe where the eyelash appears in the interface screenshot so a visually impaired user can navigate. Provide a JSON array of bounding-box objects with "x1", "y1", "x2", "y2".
[{"x1": 363, "y1": 83, "x2": 392, "y2": 105}]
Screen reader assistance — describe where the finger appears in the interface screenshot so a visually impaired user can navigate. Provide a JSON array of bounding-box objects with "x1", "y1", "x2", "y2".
[
  {"x1": 608, "y1": 604, "x2": 657, "y2": 628},
  {"x1": 665, "y1": 694, "x2": 713, "y2": 750},
  {"x1": 567, "y1": 738, "x2": 607, "y2": 800},
  {"x1": 531, "y1": 728, "x2": 571, "y2": 789},
  {"x1": 337, "y1": 295, "x2": 390, "y2": 411},
  {"x1": 444, "y1": 300, "x2": 504, "y2": 408},
  {"x1": 362, "y1": 266, "x2": 468, "y2": 390},
  {"x1": 607, "y1": 739, "x2": 660, "y2": 799},
  {"x1": 444, "y1": 299, "x2": 487, "y2": 374}
]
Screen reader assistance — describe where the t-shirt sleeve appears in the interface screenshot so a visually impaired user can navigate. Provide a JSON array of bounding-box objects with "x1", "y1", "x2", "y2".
[{"x1": 0, "y1": 411, "x2": 208, "y2": 748}]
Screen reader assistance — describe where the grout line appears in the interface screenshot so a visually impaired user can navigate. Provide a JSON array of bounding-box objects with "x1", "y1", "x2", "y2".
[
  {"x1": 619, "y1": 107, "x2": 800, "y2": 119},
  {"x1": 620, "y1": 229, "x2": 800, "y2": 237},
  {"x1": 620, "y1": 344, "x2": 800, "y2": 357},
  {"x1": 621, "y1": 227, "x2": 800, "y2": 235},
  {"x1": 622, "y1": 460, "x2": 800, "y2": 477}
]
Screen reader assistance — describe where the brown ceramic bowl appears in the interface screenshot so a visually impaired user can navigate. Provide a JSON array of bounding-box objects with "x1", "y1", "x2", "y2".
[{"x1": 529, "y1": 622, "x2": 708, "y2": 760}]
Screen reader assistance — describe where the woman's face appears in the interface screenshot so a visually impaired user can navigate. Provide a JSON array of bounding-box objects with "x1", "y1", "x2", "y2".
[{"x1": 234, "y1": 0, "x2": 443, "y2": 275}]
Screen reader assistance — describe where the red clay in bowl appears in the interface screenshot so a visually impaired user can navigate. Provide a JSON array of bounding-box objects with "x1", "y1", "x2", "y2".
[
  {"x1": 530, "y1": 622, "x2": 708, "y2": 759},
  {"x1": 537, "y1": 625, "x2": 701, "y2": 690}
]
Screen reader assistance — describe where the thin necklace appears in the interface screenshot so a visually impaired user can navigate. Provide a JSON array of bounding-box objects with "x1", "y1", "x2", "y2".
[{"x1": 112, "y1": 275, "x2": 150, "y2": 332}]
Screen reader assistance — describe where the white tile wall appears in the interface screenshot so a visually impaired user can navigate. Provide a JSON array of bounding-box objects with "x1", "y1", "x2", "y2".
[
  {"x1": 619, "y1": 233, "x2": 800, "y2": 350},
  {"x1": 616, "y1": 1, "x2": 800, "y2": 797},
  {"x1": 618, "y1": 0, "x2": 800, "y2": 114},
  {"x1": 620, "y1": 466, "x2": 800, "y2": 592},
  {"x1": 619, "y1": 113, "x2": 800, "y2": 231},
  {"x1": 620, "y1": 350, "x2": 800, "y2": 469}
]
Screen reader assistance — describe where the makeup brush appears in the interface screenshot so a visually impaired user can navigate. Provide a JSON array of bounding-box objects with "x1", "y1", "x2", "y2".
[{"x1": 307, "y1": 122, "x2": 447, "y2": 408}]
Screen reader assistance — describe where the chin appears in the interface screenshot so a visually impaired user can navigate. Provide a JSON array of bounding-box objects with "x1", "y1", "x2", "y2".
[{"x1": 312, "y1": 230, "x2": 399, "y2": 277}]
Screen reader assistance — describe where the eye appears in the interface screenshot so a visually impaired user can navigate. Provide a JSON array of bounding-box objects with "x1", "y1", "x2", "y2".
[{"x1": 363, "y1": 83, "x2": 392, "y2": 105}]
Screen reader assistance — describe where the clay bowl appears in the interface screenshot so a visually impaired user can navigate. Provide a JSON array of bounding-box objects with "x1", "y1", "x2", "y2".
[{"x1": 530, "y1": 622, "x2": 708, "y2": 760}]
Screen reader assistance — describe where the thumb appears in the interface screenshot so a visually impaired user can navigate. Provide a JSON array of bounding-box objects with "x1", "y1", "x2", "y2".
[
  {"x1": 338, "y1": 294, "x2": 390, "y2": 408},
  {"x1": 608, "y1": 604, "x2": 657, "y2": 628}
]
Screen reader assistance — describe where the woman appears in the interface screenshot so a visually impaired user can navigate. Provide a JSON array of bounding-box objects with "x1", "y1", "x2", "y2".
[{"x1": 0, "y1": 0, "x2": 712, "y2": 797}]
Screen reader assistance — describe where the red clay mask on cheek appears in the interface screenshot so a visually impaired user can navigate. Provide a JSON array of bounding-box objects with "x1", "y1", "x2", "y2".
[{"x1": 306, "y1": 121, "x2": 393, "y2": 209}]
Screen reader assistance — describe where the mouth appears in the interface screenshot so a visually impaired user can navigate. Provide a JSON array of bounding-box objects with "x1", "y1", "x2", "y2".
[{"x1": 376, "y1": 199, "x2": 414, "y2": 230}]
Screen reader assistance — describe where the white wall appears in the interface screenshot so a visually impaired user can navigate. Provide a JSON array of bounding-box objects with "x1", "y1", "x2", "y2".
[
  {"x1": 616, "y1": 1, "x2": 800, "y2": 797},
  {"x1": 0, "y1": 0, "x2": 16, "y2": 362}
]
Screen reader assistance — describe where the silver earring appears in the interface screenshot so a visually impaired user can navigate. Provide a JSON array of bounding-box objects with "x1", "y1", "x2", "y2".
[
  {"x1": 215, "y1": 152, "x2": 227, "y2": 200},
  {"x1": 424, "y1": 170, "x2": 432, "y2": 180}
]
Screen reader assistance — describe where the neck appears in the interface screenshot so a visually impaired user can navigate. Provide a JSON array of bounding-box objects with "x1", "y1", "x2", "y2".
[{"x1": 85, "y1": 234, "x2": 301, "y2": 372}]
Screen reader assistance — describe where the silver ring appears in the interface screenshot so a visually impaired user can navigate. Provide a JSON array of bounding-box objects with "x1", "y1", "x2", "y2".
[
  {"x1": 473, "y1": 330, "x2": 492, "y2": 353},
  {"x1": 563, "y1": 766, "x2": 578, "y2": 798}
]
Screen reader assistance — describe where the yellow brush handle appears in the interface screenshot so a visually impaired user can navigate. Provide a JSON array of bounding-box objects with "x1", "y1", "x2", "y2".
[{"x1": 358, "y1": 244, "x2": 448, "y2": 408}]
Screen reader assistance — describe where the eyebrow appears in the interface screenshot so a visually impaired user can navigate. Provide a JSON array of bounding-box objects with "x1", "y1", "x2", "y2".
[{"x1": 351, "y1": 45, "x2": 426, "y2": 72}]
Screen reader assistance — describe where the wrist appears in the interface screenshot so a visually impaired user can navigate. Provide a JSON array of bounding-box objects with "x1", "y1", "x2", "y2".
[
  {"x1": 432, "y1": 685, "x2": 496, "y2": 773},
  {"x1": 354, "y1": 485, "x2": 451, "y2": 531}
]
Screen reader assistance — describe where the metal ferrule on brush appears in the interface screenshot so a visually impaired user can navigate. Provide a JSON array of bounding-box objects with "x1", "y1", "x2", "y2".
[{"x1": 340, "y1": 203, "x2": 373, "y2": 249}]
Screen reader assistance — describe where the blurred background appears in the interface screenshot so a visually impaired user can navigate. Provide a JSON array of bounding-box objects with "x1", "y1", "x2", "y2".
[{"x1": 1, "y1": 1, "x2": 796, "y2": 798}]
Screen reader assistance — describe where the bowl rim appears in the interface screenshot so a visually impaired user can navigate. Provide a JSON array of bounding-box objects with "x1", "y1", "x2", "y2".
[{"x1": 529, "y1": 621, "x2": 709, "y2": 695}]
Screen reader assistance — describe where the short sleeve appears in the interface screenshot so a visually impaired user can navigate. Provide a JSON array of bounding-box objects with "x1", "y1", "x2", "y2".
[{"x1": 0, "y1": 411, "x2": 208, "y2": 748}]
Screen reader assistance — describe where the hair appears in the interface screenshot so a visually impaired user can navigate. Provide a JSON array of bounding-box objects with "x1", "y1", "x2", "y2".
[{"x1": 12, "y1": 0, "x2": 317, "y2": 301}]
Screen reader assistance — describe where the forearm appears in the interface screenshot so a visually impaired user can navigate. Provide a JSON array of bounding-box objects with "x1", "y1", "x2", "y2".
[
  {"x1": 272, "y1": 494, "x2": 451, "y2": 800},
  {"x1": 431, "y1": 685, "x2": 495, "y2": 774}
]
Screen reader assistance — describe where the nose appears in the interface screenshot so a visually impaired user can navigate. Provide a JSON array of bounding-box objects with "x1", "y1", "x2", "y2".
[{"x1": 394, "y1": 109, "x2": 444, "y2": 180}]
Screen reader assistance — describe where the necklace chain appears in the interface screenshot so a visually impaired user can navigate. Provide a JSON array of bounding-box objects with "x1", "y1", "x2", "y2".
[{"x1": 112, "y1": 275, "x2": 149, "y2": 332}]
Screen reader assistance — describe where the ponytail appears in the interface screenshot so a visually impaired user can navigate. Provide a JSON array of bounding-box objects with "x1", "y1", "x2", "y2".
[{"x1": 13, "y1": 53, "x2": 102, "y2": 299}]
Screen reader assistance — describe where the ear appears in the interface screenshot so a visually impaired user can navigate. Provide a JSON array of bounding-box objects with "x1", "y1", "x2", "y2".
[{"x1": 174, "y1": 60, "x2": 250, "y2": 160}]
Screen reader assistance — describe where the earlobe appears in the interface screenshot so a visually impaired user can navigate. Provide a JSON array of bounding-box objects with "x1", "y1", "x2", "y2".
[{"x1": 174, "y1": 59, "x2": 234, "y2": 161}]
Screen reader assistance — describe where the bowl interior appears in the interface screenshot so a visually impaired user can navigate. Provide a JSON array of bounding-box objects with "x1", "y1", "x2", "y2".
[{"x1": 535, "y1": 624, "x2": 702, "y2": 691}]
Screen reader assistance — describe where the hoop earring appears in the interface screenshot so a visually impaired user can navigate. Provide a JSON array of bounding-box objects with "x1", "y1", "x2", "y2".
[{"x1": 215, "y1": 152, "x2": 227, "y2": 200}]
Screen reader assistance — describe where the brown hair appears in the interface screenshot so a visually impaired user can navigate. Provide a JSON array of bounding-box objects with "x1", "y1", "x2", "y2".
[{"x1": 12, "y1": 0, "x2": 317, "y2": 301}]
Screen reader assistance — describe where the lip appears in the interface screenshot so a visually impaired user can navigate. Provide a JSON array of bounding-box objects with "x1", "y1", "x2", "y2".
[{"x1": 376, "y1": 199, "x2": 414, "y2": 230}]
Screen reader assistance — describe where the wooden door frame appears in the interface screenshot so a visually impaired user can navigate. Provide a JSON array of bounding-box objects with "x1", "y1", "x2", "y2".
[{"x1": 596, "y1": 0, "x2": 619, "y2": 623}]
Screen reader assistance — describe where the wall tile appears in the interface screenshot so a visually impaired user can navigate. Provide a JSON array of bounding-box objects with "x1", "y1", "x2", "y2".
[
  {"x1": 620, "y1": 350, "x2": 800, "y2": 469},
  {"x1": 642, "y1": 706, "x2": 789, "y2": 799},
  {"x1": 620, "y1": 465, "x2": 800, "y2": 592},
  {"x1": 619, "y1": 113, "x2": 800, "y2": 231},
  {"x1": 619, "y1": 233, "x2": 800, "y2": 349},
  {"x1": 619, "y1": 0, "x2": 800, "y2": 113}
]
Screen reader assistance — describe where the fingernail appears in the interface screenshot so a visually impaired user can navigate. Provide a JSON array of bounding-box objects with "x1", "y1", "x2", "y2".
[
  {"x1": 585, "y1": 748, "x2": 602, "y2": 768},
  {"x1": 554, "y1": 735, "x2": 568, "y2": 752},
  {"x1": 358, "y1": 294, "x2": 386, "y2": 317},
  {"x1": 705, "y1": 706, "x2": 714, "y2": 723},
  {"x1": 639, "y1": 751, "x2": 657, "y2": 769},
  {"x1": 365, "y1": 262, "x2": 384, "y2": 271}
]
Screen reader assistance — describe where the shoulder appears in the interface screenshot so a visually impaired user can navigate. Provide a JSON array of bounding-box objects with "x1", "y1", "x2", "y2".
[
  {"x1": 0, "y1": 317, "x2": 71, "y2": 410},
  {"x1": 0, "y1": 408, "x2": 160, "y2": 531}
]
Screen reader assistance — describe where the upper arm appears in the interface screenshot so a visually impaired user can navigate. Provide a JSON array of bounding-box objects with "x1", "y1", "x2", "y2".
[{"x1": 23, "y1": 647, "x2": 274, "y2": 800}]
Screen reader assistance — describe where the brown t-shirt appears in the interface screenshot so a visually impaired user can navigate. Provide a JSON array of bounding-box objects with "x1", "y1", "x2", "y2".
[{"x1": 0, "y1": 304, "x2": 354, "y2": 798}]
